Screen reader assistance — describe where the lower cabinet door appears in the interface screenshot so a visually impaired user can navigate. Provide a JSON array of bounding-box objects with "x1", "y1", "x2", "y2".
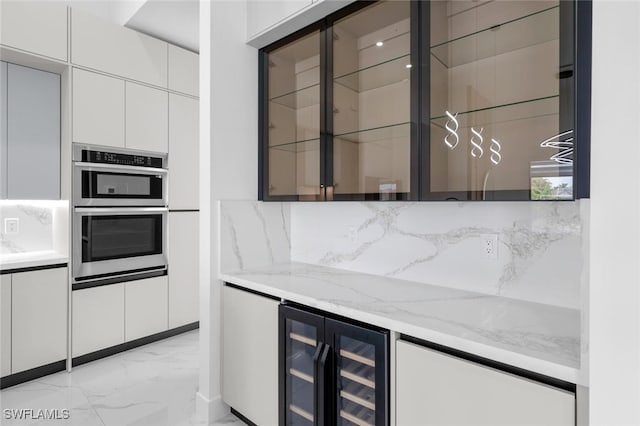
[
  {"x1": 1, "y1": 275, "x2": 11, "y2": 376},
  {"x1": 222, "y1": 285, "x2": 279, "y2": 426},
  {"x1": 168, "y1": 211, "x2": 199, "y2": 328},
  {"x1": 125, "y1": 276, "x2": 168, "y2": 341},
  {"x1": 73, "y1": 284, "x2": 125, "y2": 357},
  {"x1": 12, "y1": 268, "x2": 67, "y2": 373},
  {"x1": 396, "y1": 340, "x2": 575, "y2": 426}
]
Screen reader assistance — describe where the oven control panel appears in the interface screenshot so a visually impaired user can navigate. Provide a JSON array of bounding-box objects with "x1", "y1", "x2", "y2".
[{"x1": 82, "y1": 150, "x2": 164, "y2": 168}]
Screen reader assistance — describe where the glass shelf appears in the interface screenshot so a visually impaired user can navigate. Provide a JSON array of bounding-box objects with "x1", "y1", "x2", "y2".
[
  {"x1": 269, "y1": 83, "x2": 320, "y2": 109},
  {"x1": 334, "y1": 54, "x2": 411, "y2": 93},
  {"x1": 334, "y1": 122, "x2": 409, "y2": 144},
  {"x1": 431, "y1": 95, "x2": 558, "y2": 129},
  {"x1": 269, "y1": 138, "x2": 319, "y2": 153},
  {"x1": 430, "y1": 5, "x2": 559, "y2": 69}
]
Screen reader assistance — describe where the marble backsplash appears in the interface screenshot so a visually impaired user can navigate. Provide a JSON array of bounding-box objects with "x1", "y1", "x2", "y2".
[
  {"x1": 219, "y1": 199, "x2": 585, "y2": 309},
  {"x1": 0, "y1": 200, "x2": 69, "y2": 256},
  {"x1": 291, "y1": 201, "x2": 584, "y2": 309},
  {"x1": 219, "y1": 200, "x2": 291, "y2": 272}
]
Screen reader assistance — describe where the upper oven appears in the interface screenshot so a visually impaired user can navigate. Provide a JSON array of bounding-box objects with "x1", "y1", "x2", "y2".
[{"x1": 73, "y1": 144, "x2": 168, "y2": 207}]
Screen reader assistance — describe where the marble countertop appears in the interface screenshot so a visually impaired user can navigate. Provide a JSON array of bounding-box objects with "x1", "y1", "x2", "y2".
[
  {"x1": 0, "y1": 251, "x2": 69, "y2": 272},
  {"x1": 220, "y1": 262, "x2": 585, "y2": 386}
]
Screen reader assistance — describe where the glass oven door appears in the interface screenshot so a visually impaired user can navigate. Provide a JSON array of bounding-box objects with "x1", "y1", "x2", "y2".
[
  {"x1": 73, "y1": 207, "x2": 167, "y2": 281},
  {"x1": 74, "y1": 163, "x2": 167, "y2": 206}
]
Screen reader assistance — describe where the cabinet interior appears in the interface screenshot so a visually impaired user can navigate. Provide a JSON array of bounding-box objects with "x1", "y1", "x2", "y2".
[{"x1": 429, "y1": 0, "x2": 572, "y2": 200}]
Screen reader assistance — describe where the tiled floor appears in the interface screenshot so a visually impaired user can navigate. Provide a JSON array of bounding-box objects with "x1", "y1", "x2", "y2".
[{"x1": 0, "y1": 331, "x2": 244, "y2": 426}]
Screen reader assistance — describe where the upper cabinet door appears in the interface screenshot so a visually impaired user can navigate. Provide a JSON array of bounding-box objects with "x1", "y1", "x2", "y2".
[
  {"x1": 424, "y1": 1, "x2": 577, "y2": 201},
  {"x1": 73, "y1": 68, "x2": 125, "y2": 148},
  {"x1": 71, "y1": 8, "x2": 168, "y2": 88},
  {"x1": 168, "y1": 45, "x2": 199, "y2": 97},
  {"x1": 0, "y1": 2, "x2": 68, "y2": 61},
  {"x1": 261, "y1": 27, "x2": 323, "y2": 201},
  {"x1": 7, "y1": 63, "x2": 60, "y2": 200},
  {"x1": 169, "y1": 94, "x2": 199, "y2": 210},
  {"x1": 126, "y1": 82, "x2": 169, "y2": 153},
  {"x1": 1, "y1": 62, "x2": 7, "y2": 200},
  {"x1": 329, "y1": 1, "x2": 415, "y2": 201}
]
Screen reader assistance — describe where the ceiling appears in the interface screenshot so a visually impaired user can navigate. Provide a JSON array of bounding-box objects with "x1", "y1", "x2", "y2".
[{"x1": 125, "y1": 0, "x2": 199, "y2": 53}]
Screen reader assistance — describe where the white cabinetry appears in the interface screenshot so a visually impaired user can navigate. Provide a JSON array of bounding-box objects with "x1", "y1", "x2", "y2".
[
  {"x1": 222, "y1": 286, "x2": 279, "y2": 426},
  {"x1": 72, "y1": 68, "x2": 125, "y2": 148},
  {"x1": 125, "y1": 82, "x2": 168, "y2": 153},
  {"x1": 11, "y1": 268, "x2": 67, "y2": 374},
  {"x1": 71, "y1": 8, "x2": 168, "y2": 87},
  {"x1": 168, "y1": 45, "x2": 199, "y2": 97},
  {"x1": 72, "y1": 284, "x2": 125, "y2": 357},
  {"x1": 396, "y1": 340, "x2": 575, "y2": 426},
  {"x1": 168, "y1": 212, "x2": 199, "y2": 328},
  {"x1": 1, "y1": 275, "x2": 11, "y2": 377},
  {"x1": 125, "y1": 276, "x2": 168, "y2": 341},
  {"x1": 0, "y1": 1, "x2": 68, "y2": 61},
  {"x1": 169, "y1": 94, "x2": 199, "y2": 210}
]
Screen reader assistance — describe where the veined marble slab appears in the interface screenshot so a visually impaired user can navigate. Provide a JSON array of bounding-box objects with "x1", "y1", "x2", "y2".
[{"x1": 220, "y1": 261, "x2": 585, "y2": 386}]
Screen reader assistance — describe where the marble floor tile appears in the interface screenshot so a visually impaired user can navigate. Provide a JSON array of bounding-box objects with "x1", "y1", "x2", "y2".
[{"x1": 0, "y1": 330, "x2": 243, "y2": 426}]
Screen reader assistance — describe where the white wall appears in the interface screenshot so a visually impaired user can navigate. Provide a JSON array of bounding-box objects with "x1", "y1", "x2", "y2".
[
  {"x1": 199, "y1": 0, "x2": 258, "y2": 423},
  {"x1": 589, "y1": 1, "x2": 640, "y2": 424}
]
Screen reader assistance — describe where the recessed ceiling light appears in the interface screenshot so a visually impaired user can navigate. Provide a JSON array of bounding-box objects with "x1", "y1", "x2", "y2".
[
  {"x1": 376, "y1": 41, "x2": 384, "y2": 47},
  {"x1": 405, "y1": 64, "x2": 412, "y2": 68}
]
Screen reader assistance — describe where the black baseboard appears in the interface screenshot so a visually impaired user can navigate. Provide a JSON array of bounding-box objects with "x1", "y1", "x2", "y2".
[
  {"x1": 230, "y1": 407, "x2": 258, "y2": 426},
  {"x1": 0, "y1": 360, "x2": 66, "y2": 389},
  {"x1": 72, "y1": 322, "x2": 199, "y2": 367}
]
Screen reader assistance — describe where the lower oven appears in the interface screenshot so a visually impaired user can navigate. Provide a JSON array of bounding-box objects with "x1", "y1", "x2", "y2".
[{"x1": 73, "y1": 207, "x2": 167, "y2": 282}]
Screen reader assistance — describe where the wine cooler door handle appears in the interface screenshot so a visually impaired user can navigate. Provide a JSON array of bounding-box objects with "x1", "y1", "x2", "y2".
[{"x1": 314, "y1": 343, "x2": 332, "y2": 426}]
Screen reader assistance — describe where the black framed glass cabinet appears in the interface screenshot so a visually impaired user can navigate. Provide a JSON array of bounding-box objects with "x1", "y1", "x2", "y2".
[{"x1": 259, "y1": 0, "x2": 591, "y2": 202}]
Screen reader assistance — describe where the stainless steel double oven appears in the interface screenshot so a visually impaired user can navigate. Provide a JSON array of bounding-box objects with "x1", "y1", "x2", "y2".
[{"x1": 72, "y1": 144, "x2": 168, "y2": 284}]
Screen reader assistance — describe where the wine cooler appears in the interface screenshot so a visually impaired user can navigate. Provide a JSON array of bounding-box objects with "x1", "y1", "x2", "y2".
[{"x1": 279, "y1": 304, "x2": 388, "y2": 426}]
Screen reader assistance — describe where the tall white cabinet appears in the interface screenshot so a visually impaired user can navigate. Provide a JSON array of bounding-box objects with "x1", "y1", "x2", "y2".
[
  {"x1": 169, "y1": 94, "x2": 199, "y2": 210},
  {"x1": 168, "y1": 212, "x2": 199, "y2": 328},
  {"x1": 125, "y1": 82, "x2": 169, "y2": 153},
  {"x1": 396, "y1": 340, "x2": 575, "y2": 426}
]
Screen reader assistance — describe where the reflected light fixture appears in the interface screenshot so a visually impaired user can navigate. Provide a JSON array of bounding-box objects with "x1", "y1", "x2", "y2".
[
  {"x1": 490, "y1": 138, "x2": 502, "y2": 165},
  {"x1": 470, "y1": 127, "x2": 484, "y2": 158},
  {"x1": 405, "y1": 64, "x2": 412, "y2": 69},
  {"x1": 376, "y1": 41, "x2": 384, "y2": 47},
  {"x1": 444, "y1": 111, "x2": 459, "y2": 150}
]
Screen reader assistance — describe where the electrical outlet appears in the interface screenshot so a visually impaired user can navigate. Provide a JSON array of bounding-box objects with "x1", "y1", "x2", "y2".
[
  {"x1": 348, "y1": 226, "x2": 359, "y2": 243},
  {"x1": 4, "y1": 218, "x2": 19, "y2": 234},
  {"x1": 481, "y1": 234, "x2": 498, "y2": 259}
]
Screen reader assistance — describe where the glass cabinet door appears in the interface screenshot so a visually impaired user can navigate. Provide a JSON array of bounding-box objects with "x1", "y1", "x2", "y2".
[
  {"x1": 425, "y1": 1, "x2": 574, "y2": 200},
  {"x1": 264, "y1": 29, "x2": 323, "y2": 201},
  {"x1": 280, "y1": 306, "x2": 325, "y2": 426},
  {"x1": 330, "y1": 1, "x2": 414, "y2": 200},
  {"x1": 326, "y1": 319, "x2": 388, "y2": 426}
]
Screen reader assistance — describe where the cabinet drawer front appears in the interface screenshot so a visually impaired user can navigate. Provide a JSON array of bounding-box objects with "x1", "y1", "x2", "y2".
[
  {"x1": 12, "y1": 268, "x2": 67, "y2": 374},
  {"x1": 222, "y1": 286, "x2": 279, "y2": 426},
  {"x1": 71, "y1": 8, "x2": 168, "y2": 87},
  {"x1": 0, "y1": 2, "x2": 68, "y2": 61},
  {"x1": 396, "y1": 340, "x2": 575, "y2": 426},
  {"x1": 73, "y1": 284, "x2": 125, "y2": 357},
  {"x1": 125, "y1": 276, "x2": 168, "y2": 341}
]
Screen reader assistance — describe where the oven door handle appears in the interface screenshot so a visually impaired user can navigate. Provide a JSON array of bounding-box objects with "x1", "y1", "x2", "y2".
[
  {"x1": 74, "y1": 207, "x2": 168, "y2": 214},
  {"x1": 74, "y1": 162, "x2": 168, "y2": 174}
]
